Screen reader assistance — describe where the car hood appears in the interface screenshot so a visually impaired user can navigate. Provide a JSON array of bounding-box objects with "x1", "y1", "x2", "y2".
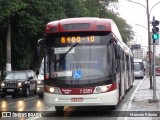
[{"x1": 3, "y1": 79, "x2": 27, "y2": 83}]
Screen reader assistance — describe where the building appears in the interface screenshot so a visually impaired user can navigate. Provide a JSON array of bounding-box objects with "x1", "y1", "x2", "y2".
[{"x1": 132, "y1": 47, "x2": 146, "y2": 59}]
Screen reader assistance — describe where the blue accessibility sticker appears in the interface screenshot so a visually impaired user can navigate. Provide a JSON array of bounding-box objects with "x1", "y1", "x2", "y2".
[{"x1": 73, "y1": 70, "x2": 82, "y2": 79}]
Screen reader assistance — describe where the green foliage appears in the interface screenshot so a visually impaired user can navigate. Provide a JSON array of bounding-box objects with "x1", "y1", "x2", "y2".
[{"x1": 0, "y1": 0, "x2": 134, "y2": 71}]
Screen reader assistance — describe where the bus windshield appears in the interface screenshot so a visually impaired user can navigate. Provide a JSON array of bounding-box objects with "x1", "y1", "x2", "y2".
[
  {"x1": 134, "y1": 62, "x2": 143, "y2": 71},
  {"x1": 46, "y1": 32, "x2": 114, "y2": 81}
]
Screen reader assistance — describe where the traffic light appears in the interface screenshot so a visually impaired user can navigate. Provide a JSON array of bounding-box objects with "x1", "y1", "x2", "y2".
[{"x1": 152, "y1": 20, "x2": 159, "y2": 41}]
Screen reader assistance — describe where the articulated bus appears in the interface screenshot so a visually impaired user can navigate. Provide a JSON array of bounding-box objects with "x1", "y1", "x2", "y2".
[{"x1": 37, "y1": 17, "x2": 134, "y2": 111}]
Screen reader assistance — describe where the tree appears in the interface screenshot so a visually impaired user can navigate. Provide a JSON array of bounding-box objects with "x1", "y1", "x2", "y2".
[
  {"x1": 0, "y1": 0, "x2": 134, "y2": 71},
  {"x1": 82, "y1": 0, "x2": 134, "y2": 43}
]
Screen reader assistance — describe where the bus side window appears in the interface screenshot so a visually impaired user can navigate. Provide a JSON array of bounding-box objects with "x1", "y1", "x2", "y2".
[
  {"x1": 107, "y1": 44, "x2": 111, "y2": 63},
  {"x1": 114, "y1": 44, "x2": 121, "y2": 59}
]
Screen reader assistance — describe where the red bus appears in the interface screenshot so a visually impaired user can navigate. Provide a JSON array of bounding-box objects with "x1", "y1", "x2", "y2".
[
  {"x1": 37, "y1": 17, "x2": 134, "y2": 111},
  {"x1": 156, "y1": 66, "x2": 160, "y2": 76}
]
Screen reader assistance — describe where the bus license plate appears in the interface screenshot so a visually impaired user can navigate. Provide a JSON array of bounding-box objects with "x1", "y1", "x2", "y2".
[{"x1": 71, "y1": 98, "x2": 83, "y2": 102}]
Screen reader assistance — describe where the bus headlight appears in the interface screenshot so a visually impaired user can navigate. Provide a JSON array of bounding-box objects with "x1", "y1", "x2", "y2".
[
  {"x1": 1, "y1": 83, "x2": 5, "y2": 87},
  {"x1": 49, "y1": 87, "x2": 61, "y2": 94},
  {"x1": 45, "y1": 86, "x2": 61, "y2": 94},
  {"x1": 49, "y1": 87, "x2": 55, "y2": 93},
  {"x1": 94, "y1": 84, "x2": 112, "y2": 93}
]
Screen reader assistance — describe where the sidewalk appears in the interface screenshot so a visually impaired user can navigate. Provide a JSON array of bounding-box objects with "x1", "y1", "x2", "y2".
[{"x1": 126, "y1": 76, "x2": 160, "y2": 120}]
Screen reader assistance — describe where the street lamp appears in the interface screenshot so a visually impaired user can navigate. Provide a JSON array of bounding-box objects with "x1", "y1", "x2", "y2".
[
  {"x1": 149, "y1": 2, "x2": 160, "y2": 14},
  {"x1": 135, "y1": 24, "x2": 148, "y2": 30}
]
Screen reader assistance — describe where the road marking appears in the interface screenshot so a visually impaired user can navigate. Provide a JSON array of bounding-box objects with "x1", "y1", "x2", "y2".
[{"x1": 123, "y1": 77, "x2": 145, "y2": 120}]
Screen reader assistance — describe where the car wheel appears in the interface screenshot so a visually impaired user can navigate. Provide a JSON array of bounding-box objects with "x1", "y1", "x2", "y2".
[
  {"x1": 1, "y1": 95, "x2": 5, "y2": 98},
  {"x1": 25, "y1": 87, "x2": 30, "y2": 97}
]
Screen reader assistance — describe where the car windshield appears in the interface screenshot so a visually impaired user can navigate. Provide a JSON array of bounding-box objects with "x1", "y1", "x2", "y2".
[{"x1": 5, "y1": 72, "x2": 28, "y2": 80}]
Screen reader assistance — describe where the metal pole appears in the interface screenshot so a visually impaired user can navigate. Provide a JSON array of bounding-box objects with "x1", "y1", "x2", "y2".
[
  {"x1": 6, "y1": 18, "x2": 12, "y2": 72},
  {"x1": 146, "y1": 0, "x2": 153, "y2": 89},
  {"x1": 152, "y1": 39, "x2": 157, "y2": 101}
]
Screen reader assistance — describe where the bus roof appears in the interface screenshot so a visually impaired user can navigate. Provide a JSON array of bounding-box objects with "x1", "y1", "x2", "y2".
[{"x1": 45, "y1": 17, "x2": 113, "y2": 33}]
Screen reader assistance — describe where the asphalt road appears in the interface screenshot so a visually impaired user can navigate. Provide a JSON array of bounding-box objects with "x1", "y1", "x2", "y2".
[{"x1": 0, "y1": 78, "x2": 143, "y2": 120}]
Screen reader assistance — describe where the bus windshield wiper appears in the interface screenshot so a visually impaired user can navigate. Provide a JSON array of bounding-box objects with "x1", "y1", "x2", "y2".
[{"x1": 54, "y1": 42, "x2": 79, "y2": 62}]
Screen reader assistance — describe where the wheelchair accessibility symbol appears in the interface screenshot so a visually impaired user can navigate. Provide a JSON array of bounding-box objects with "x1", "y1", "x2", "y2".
[{"x1": 73, "y1": 70, "x2": 82, "y2": 79}]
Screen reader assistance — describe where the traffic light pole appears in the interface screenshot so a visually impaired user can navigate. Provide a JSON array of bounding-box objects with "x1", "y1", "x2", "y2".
[
  {"x1": 152, "y1": 39, "x2": 158, "y2": 101},
  {"x1": 149, "y1": 16, "x2": 159, "y2": 103}
]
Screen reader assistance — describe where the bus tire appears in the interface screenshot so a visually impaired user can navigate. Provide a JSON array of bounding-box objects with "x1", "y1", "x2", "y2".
[{"x1": 55, "y1": 106, "x2": 64, "y2": 111}]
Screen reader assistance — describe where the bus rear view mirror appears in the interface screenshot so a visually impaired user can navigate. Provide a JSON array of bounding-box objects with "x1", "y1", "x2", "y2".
[{"x1": 115, "y1": 44, "x2": 121, "y2": 59}]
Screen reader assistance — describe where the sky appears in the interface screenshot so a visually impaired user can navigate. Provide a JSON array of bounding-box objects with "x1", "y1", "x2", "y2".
[{"x1": 117, "y1": 0, "x2": 160, "y2": 55}]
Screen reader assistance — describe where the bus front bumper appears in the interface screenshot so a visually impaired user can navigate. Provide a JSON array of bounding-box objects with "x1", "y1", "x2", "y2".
[{"x1": 44, "y1": 90, "x2": 118, "y2": 106}]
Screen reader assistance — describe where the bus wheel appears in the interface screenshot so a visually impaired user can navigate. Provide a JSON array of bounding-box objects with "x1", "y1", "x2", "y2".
[{"x1": 55, "y1": 106, "x2": 64, "y2": 111}]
